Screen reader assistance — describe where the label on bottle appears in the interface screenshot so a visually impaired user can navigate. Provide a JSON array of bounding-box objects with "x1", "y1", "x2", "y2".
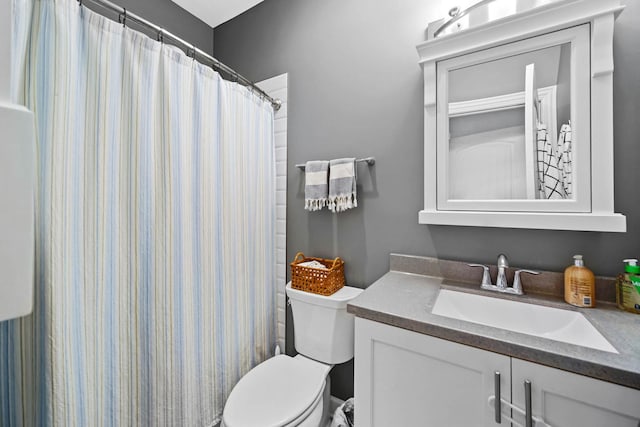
[
  {"x1": 617, "y1": 274, "x2": 640, "y2": 314},
  {"x1": 564, "y1": 267, "x2": 595, "y2": 308}
]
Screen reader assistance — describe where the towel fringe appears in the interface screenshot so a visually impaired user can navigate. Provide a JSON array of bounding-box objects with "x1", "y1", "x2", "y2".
[
  {"x1": 305, "y1": 198, "x2": 327, "y2": 211},
  {"x1": 328, "y1": 193, "x2": 357, "y2": 213}
]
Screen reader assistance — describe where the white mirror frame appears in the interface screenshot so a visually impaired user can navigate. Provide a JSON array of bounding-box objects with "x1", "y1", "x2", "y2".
[
  {"x1": 437, "y1": 25, "x2": 589, "y2": 212},
  {"x1": 417, "y1": 0, "x2": 626, "y2": 232}
]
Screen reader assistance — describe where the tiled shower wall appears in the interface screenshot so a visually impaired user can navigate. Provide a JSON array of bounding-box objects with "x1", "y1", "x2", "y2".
[{"x1": 258, "y1": 73, "x2": 288, "y2": 352}]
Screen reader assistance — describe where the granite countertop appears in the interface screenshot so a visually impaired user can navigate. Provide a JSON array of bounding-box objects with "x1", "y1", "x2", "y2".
[{"x1": 347, "y1": 259, "x2": 640, "y2": 390}]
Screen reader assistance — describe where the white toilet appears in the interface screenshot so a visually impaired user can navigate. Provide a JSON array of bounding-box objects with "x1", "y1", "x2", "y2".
[{"x1": 221, "y1": 282, "x2": 363, "y2": 427}]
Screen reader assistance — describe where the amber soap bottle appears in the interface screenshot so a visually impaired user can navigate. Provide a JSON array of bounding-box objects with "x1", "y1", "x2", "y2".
[{"x1": 564, "y1": 255, "x2": 596, "y2": 307}]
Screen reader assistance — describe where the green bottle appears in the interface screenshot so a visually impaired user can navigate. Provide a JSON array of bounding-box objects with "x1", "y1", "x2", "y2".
[{"x1": 616, "y1": 259, "x2": 640, "y2": 314}]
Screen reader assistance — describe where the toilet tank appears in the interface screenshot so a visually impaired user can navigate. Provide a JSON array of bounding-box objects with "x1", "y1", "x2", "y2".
[{"x1": 286, "y1": 283, "x2": 363, "y2": 365}]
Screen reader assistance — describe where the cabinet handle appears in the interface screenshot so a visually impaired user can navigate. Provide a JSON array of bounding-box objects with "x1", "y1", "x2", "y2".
[
  {"x1": 494, "y1": 371, "x2": 501, "y2": 423},
  {"x1": 525, "y1": 380, "x2": 532, "y2": 427}
]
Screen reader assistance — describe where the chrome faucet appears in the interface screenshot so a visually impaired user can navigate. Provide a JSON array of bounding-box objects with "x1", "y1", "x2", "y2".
[
  {"x1": 496, "y1": 254, "x2": 509, "y2": 290},
  {"x1": 468, "y1": 254, "x2": 539, "y2": 295}
]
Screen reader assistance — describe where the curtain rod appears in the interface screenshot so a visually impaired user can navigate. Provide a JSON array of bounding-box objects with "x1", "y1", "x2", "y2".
[{"x1": 78, "y1": 0, "x2": 282, "y2": 111}]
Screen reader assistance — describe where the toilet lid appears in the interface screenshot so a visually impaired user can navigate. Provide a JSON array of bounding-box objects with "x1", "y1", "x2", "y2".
[{"x1": 223, "y1": 355, "x2": 327, "y2": 427}]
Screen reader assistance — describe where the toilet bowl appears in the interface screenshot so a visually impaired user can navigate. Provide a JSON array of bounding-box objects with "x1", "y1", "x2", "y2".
[
  {"x1": 221, "y1": 283, "x2": 363, "y2": 427},
  {"x1": 222, "y1": 354, "x2": 330, "y2": 427}
]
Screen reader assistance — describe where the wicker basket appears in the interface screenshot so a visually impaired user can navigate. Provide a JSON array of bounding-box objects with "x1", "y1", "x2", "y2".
[{"x1": 290, "y1": 252, "x2": 345, "y2": 296}]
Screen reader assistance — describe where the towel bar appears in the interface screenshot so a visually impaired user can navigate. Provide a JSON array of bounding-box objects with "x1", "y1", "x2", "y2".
[{"x1": 296, "y1": 157, "x2": 375, "y2": 171}]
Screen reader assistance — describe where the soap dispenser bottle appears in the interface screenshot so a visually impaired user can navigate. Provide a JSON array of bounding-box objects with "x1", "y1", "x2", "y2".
[
  {"x1": 616, "y1": 259, "x2": 640, "y2": 314},
  {"x1": 564, "y1": 255, "x2": 595, "y2": 308}
]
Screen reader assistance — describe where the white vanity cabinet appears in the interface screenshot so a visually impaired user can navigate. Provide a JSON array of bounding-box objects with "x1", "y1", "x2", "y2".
[
  {"x1": 512, "y1": 359, "x2": 640, "y2": 427},
  {"x1": 354, "y1": 318, "x2": 640, "y2": 427},
  {"x1": 354, "y1": 317, "x2": 510, "y2": 426}
]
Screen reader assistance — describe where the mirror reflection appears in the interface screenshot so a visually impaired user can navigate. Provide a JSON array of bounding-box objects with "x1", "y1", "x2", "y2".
[{"x1": 447, "y1": 43, "x2": 572, "y2": 200}]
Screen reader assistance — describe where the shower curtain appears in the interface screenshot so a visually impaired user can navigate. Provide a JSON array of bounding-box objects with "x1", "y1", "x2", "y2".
[{"x1": 0, "y1": 1, "x2": 276, "y2": 426}]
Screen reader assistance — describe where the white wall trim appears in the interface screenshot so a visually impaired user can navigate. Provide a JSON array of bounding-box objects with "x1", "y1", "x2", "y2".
[
  {"x1": 257, "y1": 73, "x2": 288, "y2": 351},
  {"x1": 448, "y1": 85, "x2": 556, "y2": 118}
]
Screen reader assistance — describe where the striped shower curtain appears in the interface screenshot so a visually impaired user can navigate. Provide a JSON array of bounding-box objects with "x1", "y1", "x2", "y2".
[{"x1": 0, "y1": 1, "x2": 276, "y2": 426}]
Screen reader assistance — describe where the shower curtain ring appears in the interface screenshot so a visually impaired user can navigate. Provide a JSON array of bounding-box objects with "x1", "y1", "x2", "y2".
[
  {"x1": 157, "y1": 29, "x2": 164, "y2": 43},
  {"x1": 191, "y1": 44, "x2": 197, "y2": 59},
  {"x1": 120, "y1": 8, "x2": 127, "y2": 27}
]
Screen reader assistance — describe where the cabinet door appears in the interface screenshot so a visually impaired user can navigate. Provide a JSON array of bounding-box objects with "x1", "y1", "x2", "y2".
[
  {"x1": 512, "y1": 358, "x2": 640, "y2": 427},
  {"x1": 354, "y1": 318, "x2": 511, "y2": 427}
]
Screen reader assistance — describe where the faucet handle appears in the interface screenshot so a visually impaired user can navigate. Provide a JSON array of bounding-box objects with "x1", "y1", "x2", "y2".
[
  {"x1": 468, "y1": 264, "x2": 492, "y2": 287},
  {"x1": 513, "y1": 269, "x2": 540, "y2": 295}
]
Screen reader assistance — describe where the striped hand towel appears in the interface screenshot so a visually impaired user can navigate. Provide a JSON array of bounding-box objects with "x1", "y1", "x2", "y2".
[
  {"x1": 305, "y1": 160, "x2": 329, "y2": 211},
  {"x1": 328, "y1": 158, "x2": 357, "y2": 212}
]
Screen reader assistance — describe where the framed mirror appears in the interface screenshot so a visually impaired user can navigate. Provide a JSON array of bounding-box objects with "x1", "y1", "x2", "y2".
[
  {"x1": 437, "y1": 25, "x2": 589, "y2": 212},
  {"x1": 416, "y1": 0, "x2": 626, "y2": 232}
]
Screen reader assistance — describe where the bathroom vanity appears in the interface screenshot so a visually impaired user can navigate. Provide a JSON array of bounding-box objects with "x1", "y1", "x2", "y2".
[{"x1": 349, "y1": 255, "x2": 640, "y2": 426}]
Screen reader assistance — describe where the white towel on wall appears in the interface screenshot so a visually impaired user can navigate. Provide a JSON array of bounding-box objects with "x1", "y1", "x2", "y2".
[
  {"x1": 557, "y1": 122, "x2": 572, "y2": 198},
  {"x1": 304, "y1": 160, "x2": 329, "y2": 211},
  {"x1": 328, "y1": 158, "x2": 357, "y2": 212}
]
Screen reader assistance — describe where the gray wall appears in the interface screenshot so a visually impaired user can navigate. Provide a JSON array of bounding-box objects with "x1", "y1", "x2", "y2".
[
  {"x1": 86, "y1": 0, "x2": 214, "y2": 55},
  {"x1": 214, "y1": 0, "x2": 640, "y2": 399},
  {"x1": 448, "y1": 44, "x2": 563, "y2": 101},
  {"x1": 450, "y1": 109, "x2": 524, "y2": 138}
]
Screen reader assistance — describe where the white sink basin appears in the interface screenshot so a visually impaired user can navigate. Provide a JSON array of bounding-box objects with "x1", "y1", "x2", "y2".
[{"x1": 432, "y1": 289, "x2": 618, "y2": 353}]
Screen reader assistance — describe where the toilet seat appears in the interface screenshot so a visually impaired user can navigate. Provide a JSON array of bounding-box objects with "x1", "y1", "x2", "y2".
[{"x1": 222, "y1": 355, "x2": 330, "y2": 427}]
